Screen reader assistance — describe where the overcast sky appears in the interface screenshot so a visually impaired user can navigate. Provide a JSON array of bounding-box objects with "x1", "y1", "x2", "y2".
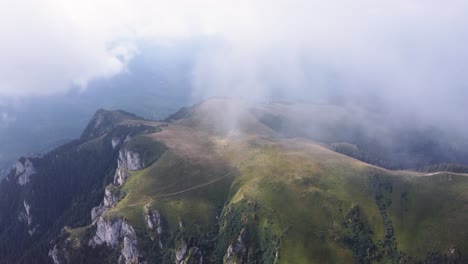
[{"x1": 0, "y1": 0, "x2": 467, "y2": 130}]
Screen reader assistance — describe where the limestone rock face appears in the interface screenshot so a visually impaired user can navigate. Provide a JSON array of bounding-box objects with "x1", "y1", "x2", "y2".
[
  {"x1": 13, "y1": 159, "x2": 36, "y2": 185},
  {"x1": 119, "y1": 148, "x2": 143, "y2": 171},
  {"x1": 104, "y1": 188, "x2": 119, "y2": 207},
  {"x1": 175, "y1": 240, "x2": 188, "y2": 264},
  {"x1": 114, "y1": 147, "x2": 143, "y2": 186},
  {"x1": 18, "y1": 209, "x2": 31, "y2": 226},
  {"x1": 18, "y1": 199, "x2": 38, "y2": 236},
  {"x1": 91, "y1": 187, "x2": 120, "y2": 222},
  {"x1": 112, "y1": 137, "x2": 124, "y2": 149},
  {"x1": 48, "y1": 245, "x2": 66, "y2": 264},
  {"x1": 93, "y1": 142, "x2": 145, "y2": 223},
  {"x1": 118, "y1": 221, "x2": 141, "y2": 264},
  {"x1": 119, "y1": 236, "x2": 140, "y2": 264},
  {"x1": 90, "y1": 217, "x2": 124, "y2": 247},
  {"x1": 145, "y1": 206, "x2": 163, "y2": 248},
  {"x1": 224, "y1": 228, "x2": 248, "y2": 264},
  {"x1": 89, "y1": 217, "x2": 142, "y2": 264},
  {"x1": 175, "y1": 239, "x2": 203, "y2": 264},
  {"x1": 90, "y1": 206, "x2": 106, "y2": 223},
  {"x1": 114, "y1": 168, "x2": 130, "y2": 186}
]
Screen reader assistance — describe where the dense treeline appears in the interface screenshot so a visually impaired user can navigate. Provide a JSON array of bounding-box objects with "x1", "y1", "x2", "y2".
[
  {"x1": 419, "y1": 163, "x2": 468, "y2": 173},
  {"x1": 0, "y1": 137, "x2": 117, "y2": 263},
  {"x1": 333, "y1": 140, "x2": 468, "y2": 171}
]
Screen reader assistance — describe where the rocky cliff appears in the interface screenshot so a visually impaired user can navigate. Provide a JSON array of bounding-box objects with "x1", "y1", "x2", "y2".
[{"x1": 7, "y1": 157, "x2": 36, "y2": 185}]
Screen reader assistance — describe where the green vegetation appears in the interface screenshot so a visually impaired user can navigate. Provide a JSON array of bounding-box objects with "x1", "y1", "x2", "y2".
[
  {"x1": 124, "y1": 135, "x2": 167, "y2": 168},
  {"x1": 80, "y1": 109, "x2": 143, "y2": 140},
  {"x1": 92, "y1": 134, "x2": 468, "y2": 263},
  {"x1": 419, "y1": 163, "x2": 468, "y2": 173},
  {"x1": 342, "y1": 205, "x2": 380, "y2": 264},
  {"x1": 2, "y1": 103, "x2": 468, "y2": 263}
]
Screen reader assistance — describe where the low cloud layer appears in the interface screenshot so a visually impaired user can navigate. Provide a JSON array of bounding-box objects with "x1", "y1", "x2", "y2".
[
  {"x1": 1, "y1": 1, "x2": 467, "y2": 131},
  {"x1": 190, "y1": 1, "x2": 468, "y2": 128}
]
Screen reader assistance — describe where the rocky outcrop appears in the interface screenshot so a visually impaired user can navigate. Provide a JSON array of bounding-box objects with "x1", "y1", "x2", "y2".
[
  {"x1": 12, "y1": 158, "x2": 35, "y2": 185},
  {"x1": 18, "y1": 209, "x2": 31, "y2": 226},
  {"x1": 119, "y1": 147, "x2": 143, "y2": 171},
  {"x1": 114, "y1": 168, "x2": 131, "y2": 187},
  {"x1": 18, "y1": 200, "x2": 38, "y2": 236},
  {"x1": 93, "y1": 142, "x2": 143, "y2": 222},
  {"x1": 117, "y1": 220, "x2": 141, "y2": 264},
  {"x1": 90, "y1": 217, "x2": 124, "y2": 247},
  {"x1": 91, "y1": 187, "x2": 120, "y2": 222},
  {"x1": 18, "y1": 201, "x2": 32, "y2": 226},
  {"x1": 48, "y1": 244, "x2": 66, "y2": 264},
  {"x1": 112, "y1": 137, "x2": 125, "y2": 149},
  {"x1": 91, "y1": 205, "x2": 105, "y2": 223},
  {"x1": 90, "y1": 216, "x2": 142, "y2": 264},
  {"x1": 86, "y1": 144, "x2": 145, "y2": 261},
  {"x1": 145, "y1": 206, "x2": 163, "y2": 249},
  {"x1": 114, "y1": 147, "x2": 143, "y2": 186},
  {"x1": 23, "y1": 200, "x2": 31, "y2": 217},
  {"x1": 224, "y1": 228, "x2": 248, "y2": 264},
  {"x1": 186, "y1": 247, "x2": 204, "y2": 264},
  {"x1": 103, "y1": 187, "x2": 119, "y2": 206},
  {"x1": 119, "y1": 236, "x2": 140, "y2": 264},
  {"x1": 175, "y1": 240, "x2": 188, "y2": 264},
  {"x1": 174, "y1": 239, "x2": 203, "y2": 264},
  {"x1": 145, "y1": 210, "x2": 162, "y2": 232}
]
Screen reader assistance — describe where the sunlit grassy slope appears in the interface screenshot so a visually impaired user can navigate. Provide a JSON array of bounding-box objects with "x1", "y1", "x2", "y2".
[{"x1": 100, "y1": 131, "x2": 468, "y2": 263}]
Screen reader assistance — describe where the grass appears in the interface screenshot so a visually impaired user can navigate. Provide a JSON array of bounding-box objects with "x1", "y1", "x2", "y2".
[
  {"x1": 124, "y1": 135, "x2": 167, "y2": 168},
  {"x1": 219, "y1": 138, "x2": 468, "y2": 263},
  {"x1": 389, "y1": 174, "x2": 468, "y2": 258},
  {"x1": 65, "y1": 128, "x2": 468, "y2": 263},
  {"x1": 107, "y1": 146, "x2": 235, "y2": 235}
]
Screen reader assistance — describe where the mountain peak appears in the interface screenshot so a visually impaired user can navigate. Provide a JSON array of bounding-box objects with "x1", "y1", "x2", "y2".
[{"x1": 80, "y1": 109, "x2": 144, "y2": 140}]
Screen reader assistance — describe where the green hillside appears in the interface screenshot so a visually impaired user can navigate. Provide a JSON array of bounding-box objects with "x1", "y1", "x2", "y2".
[
  {"x1": 57, "y1": 99, "x2": 468, "y2": 263},
  {"x1": 1, "y1": 99, "x2": 467, "y2": 263}
]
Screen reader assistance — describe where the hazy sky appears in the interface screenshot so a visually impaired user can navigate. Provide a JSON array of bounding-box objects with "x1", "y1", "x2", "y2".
[{"x1": 0, "y1": 1, "x2": 467, "y2": 129}]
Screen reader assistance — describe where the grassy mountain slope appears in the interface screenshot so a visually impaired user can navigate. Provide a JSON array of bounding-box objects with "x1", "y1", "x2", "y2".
[
  {"x1": 0, "y1": 98, "x2": 467, "y2": 263},
  {"x1": 56, "y1": 99, "x2": 468, "y2": 263}
]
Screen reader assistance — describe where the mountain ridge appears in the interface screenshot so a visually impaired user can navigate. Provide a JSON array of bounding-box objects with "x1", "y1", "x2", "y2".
[{"x1": 0, "y1": 99, "x2": 467, "y2": 263}]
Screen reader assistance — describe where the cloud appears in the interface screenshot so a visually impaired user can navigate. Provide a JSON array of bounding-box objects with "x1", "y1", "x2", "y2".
[
  {"x1": 0, "y1": 0, "x2": 467, "y2": 132},
  {"x1": 0, "y1": 1, "x2": 133, "y2": 95},
  {"x1": 188, "y1": 0, "x2": 468, "y2": 132},
  {"x1": 0, "y1": 112, "x2": 16, "y2": 128}
]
